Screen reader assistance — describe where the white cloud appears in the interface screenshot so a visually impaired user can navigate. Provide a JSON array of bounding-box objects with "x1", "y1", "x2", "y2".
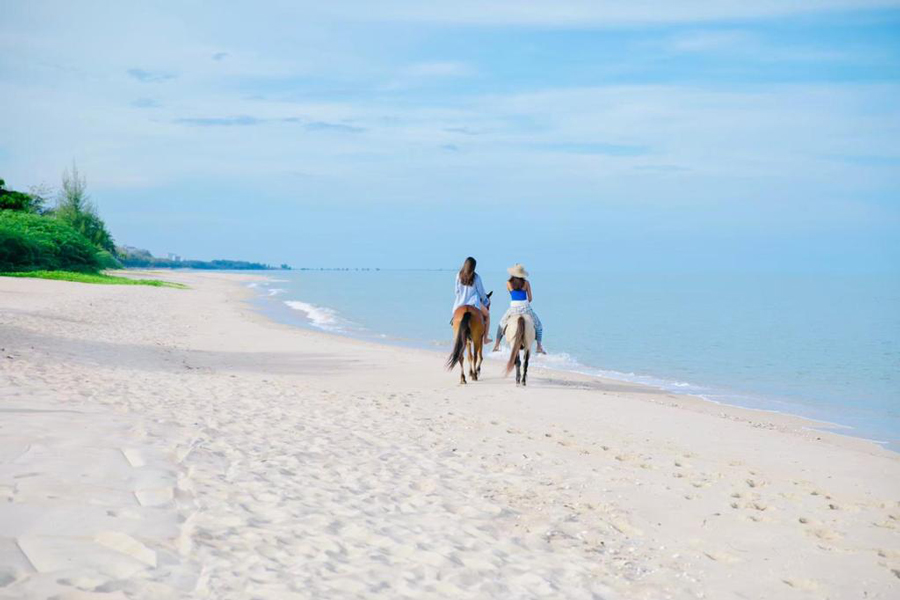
[
  {"x1": 0, "y1": 0, "x2": 897, "y2": 207},
  {"x1": 2, "y1": 73, "x2": 897, "y2": 198}
]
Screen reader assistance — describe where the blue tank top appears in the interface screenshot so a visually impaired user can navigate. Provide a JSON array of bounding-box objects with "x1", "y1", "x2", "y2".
[{"x1": 510, "y1": 289, "x2": 527, "y2": 301}]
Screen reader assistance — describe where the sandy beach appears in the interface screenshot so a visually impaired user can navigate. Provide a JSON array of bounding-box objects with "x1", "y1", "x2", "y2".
[{"x1": 1, "y1": 271, "x2": 898, "y2": 599}]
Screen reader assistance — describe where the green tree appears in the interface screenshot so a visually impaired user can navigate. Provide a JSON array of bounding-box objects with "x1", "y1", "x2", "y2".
[
  {"x1": 0, "y1": 210, "x2": 101, "y2": 272},
  {"x1": 54, "y1": 163, "x2": 116, "y2": 253},
  {"x1": 0, "y1": 178, "x2": 44, "y2": 213}
]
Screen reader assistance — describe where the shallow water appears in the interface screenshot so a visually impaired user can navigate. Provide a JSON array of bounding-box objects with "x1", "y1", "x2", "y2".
[{"x1": 250, "y1": 269, "x2": 900, "y2": 448}]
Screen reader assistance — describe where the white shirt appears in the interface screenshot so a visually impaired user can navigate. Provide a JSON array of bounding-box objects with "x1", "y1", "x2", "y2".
[{"x1": 452, "y1": 273, "x2": 489, "y2": 314}]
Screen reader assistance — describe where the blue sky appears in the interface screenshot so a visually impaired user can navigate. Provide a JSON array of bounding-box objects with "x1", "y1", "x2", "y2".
[{"x1": 1, "y1": 1, "x2": 898, "y2": 271}]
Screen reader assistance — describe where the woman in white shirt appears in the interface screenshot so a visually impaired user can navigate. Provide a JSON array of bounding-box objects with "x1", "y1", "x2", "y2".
[{"x1": 452, "y1": 256, "x2": 492, "y2": 344}]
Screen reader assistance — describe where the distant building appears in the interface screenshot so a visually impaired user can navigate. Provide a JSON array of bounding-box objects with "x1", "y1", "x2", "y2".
[{"x1": 166, "y1": 253, "x2": 182, "y2": 262}]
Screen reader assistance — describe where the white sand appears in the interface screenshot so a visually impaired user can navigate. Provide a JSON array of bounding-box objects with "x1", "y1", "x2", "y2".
[{"x1": 1, "y1": 271, "x2": 898, "y2": 599}]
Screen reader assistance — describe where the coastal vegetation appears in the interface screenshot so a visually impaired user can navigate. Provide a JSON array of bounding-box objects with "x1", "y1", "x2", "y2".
[
  {"x1": 117, "y1": 246, "x2": 283, "y2": 270},
  {"x1": 0, "y1": 270, "x2": 187, "y2": 287},
  {"x1": 2, "y1": 166, "x2": 285, "y2": 283},
  {"x1": 0, "y1": 168, "x2": 118, "y2": 275},
  {"x1": 54, "y1": 165, "x2": 116, "y2": 254},
  {"x1": 0, "y1": 209, "x2": 104, "y2": 272}
]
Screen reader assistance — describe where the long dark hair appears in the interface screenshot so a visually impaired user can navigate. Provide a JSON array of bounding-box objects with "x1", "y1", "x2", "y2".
[
  {"x1": 459, "y1": 256, "x2": 477, "y2": 286},
  {"x1": 508, "y1": 276, "x2": 526, "y2": 291}
]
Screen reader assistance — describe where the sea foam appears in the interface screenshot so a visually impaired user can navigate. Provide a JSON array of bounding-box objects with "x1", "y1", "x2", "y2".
[
  {"x1": 486, "y1": 347, "x2": 702, "y2": 395},
  {"x1": 284, "y1": 300, "x2": 343, "y2": 331}
]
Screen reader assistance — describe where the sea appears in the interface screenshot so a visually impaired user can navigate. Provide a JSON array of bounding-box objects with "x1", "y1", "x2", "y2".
[{"x1": 248, "y1": 269, "x2": 900, "y2": 450}]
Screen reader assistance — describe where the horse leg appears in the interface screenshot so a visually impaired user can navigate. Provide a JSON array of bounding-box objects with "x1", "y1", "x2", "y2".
[
  {"x1": 460, "y1": 339, "x2": 467, "y2": 385},
  {"x1": 475, "y1": 340, "x2": 481, "y2": 376},
  {"x1": 474, "y1": 337, "x2": 483, "y2": 378},
  {"x1": 467, "y1": 340, "x2": 476, "y2": 381},
  {"x1": 522, "y1": 349, "x2": 530, "y2": 386},
  {"x1": 515, "y1": 352, "x2": 521, "y2": 385}
]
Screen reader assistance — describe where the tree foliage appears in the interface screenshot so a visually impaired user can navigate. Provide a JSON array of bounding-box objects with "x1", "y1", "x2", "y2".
[
  {"x1": 54, "y1": 164, "x2": 116, "y2": 253},
  {"x1": 0, "y1": 178, "x2": 44, "y2": 213},
  {"x1": 116, "y1": 246, "x2": 274, "y2": 270},
  {"x1": 0, "y1": 210, "x2": 102, "y2": 272}
]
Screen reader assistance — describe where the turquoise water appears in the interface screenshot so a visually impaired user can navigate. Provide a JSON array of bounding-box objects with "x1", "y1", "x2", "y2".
[{"x1": 250, "y1": 270, "x2": 900, "y2": 449}]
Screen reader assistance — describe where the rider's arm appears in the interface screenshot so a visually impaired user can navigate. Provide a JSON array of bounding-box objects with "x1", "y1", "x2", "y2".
[
  {"x1": 526, "y1": 280, "x2": 533, "y2": 302},
  {"x1": 475, "y1": 274, "x2": 489, "y2": 307},
  {"x1": 453, "y1": 274, "x2": 464, "y2": 306}
]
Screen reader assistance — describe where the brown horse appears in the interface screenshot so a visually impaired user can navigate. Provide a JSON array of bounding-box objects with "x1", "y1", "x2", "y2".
[
  {"x1": 504, "y1": 314, "x2": 536, "y2": 386},
  {"x1": 446, "y1": 305, "x2": 485, "y2": 384}
]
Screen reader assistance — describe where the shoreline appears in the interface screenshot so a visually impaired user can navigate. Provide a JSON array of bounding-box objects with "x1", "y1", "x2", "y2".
[
  {"x1": 2, "y1": 270, "x2": 898, "y2": 598},
  {"x1": 244, "y1": 273, "x2": 896, "y2": 456}
]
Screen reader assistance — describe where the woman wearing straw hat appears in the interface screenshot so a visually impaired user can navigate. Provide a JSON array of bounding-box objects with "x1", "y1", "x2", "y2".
[{"x1": 492, "y1": 263, "x2": 546, "y2": 354}]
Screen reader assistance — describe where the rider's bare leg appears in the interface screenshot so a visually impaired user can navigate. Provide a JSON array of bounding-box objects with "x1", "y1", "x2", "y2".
[{"x1": 482, "y1": 307, "x2": 492, "y2": 344}]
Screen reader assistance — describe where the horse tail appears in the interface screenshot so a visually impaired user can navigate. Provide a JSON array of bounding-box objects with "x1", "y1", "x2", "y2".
[
  {"x1": 447, "y1": 311, "x2": 471, "y2": 370},
  {"x1": 505, "y1": 316, "x2": 526, "y2": 375}
]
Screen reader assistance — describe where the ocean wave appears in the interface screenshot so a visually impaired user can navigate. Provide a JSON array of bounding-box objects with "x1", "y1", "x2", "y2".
[
  {"x1": 266, "y1": 288, "x2": 286, "y2": 297},
  {"x1": 284, "y1": 300, "x2": 344, "y2": 331},
  {"x1": 485, "y1": 346, "x2": 703, "y2": 395}
]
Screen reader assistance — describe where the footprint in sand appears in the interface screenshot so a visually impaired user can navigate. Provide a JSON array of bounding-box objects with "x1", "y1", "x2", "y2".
[
  {"x1": 608, "y1": 518, "x2": 643, "y2": 537},
  {"x1": 704, "y1": 551, "x2": 741, "y2": 564},
  {"x1": 876, "y1": 548, "x2": 899, "y2": 560},
  {"x1": 808, "y1": 528, "x2": 843, "y2": 542},
  {"x1": 782, "y1": 578, "x2": 820, "y2": 591},
  {"x1": 120, "y1": 448, "x2": 147, "y2": 468},
  {"x1": 614, "y1": 453, "x2": 641, "y2": 463}
]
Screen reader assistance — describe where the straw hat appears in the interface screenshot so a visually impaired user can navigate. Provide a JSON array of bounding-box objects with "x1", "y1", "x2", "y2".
[{"x1": 507, "y1": 263, "x2": 529, "y2": 278}]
